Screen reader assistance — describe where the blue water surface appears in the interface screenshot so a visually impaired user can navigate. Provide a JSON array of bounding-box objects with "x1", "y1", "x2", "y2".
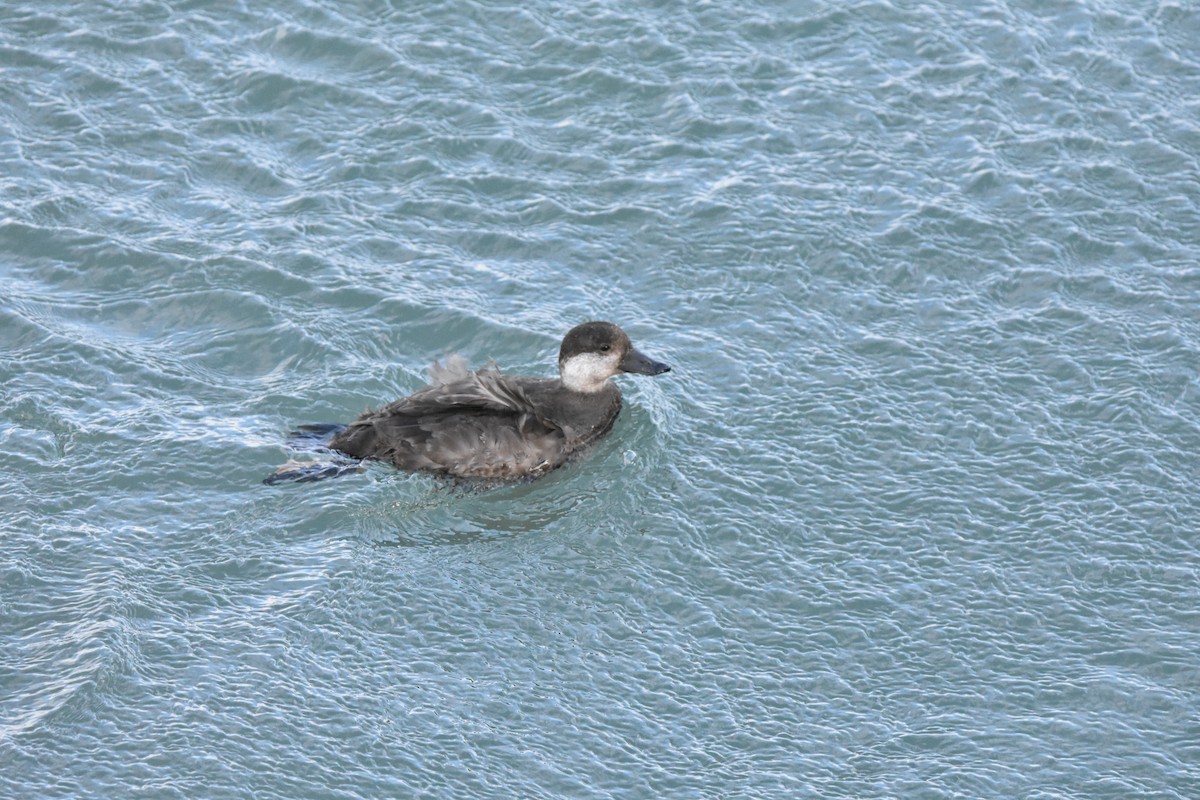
[{"x1": 2, "y1": 1, "x2": 1199, "y2": 798}]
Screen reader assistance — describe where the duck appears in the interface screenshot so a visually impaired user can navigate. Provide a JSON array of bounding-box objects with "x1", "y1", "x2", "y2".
[{"x1": 264, "y1": 321, "x2": 670, "y2": 484}]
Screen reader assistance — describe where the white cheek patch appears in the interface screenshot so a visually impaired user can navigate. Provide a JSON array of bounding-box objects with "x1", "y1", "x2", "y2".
[{"x1": 561, "y1": 352, "x2": 618, "y2": 392}]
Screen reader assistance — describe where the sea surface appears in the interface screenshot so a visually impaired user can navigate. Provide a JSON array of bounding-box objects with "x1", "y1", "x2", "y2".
[{"x1": 2, "y1": 1, "x2": 1198, "y2": 797}]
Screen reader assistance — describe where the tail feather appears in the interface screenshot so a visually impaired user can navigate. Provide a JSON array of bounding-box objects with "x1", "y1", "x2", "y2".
[
  {"x1": 263, "y1": 422, "x2": 360, "y2": 486},
  {"x1": 288, "y1": 423, "x2": 347, "y2": 447}
]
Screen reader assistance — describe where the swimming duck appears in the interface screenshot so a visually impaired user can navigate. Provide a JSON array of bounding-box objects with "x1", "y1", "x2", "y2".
[{"x1": 266, "y1": 321, "x2": 670, "y2": 483}]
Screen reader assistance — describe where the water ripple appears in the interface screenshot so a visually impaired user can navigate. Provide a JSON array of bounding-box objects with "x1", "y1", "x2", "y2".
[{"x1": 3, "y1": 0, "x2": 1199, "y2": 798}]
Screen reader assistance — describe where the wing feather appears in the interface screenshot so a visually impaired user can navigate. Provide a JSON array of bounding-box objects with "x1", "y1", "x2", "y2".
[
  {"x1": 383, "y1": 358, "x2": 551, "y2": 424},
  {"x1": 329, "y1": 358, "x2": 563, "y2": 466}
]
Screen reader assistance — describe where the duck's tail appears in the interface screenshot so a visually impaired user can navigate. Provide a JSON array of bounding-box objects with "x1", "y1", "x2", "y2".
[
  {"x1": 263, "y1": 423, "x2": 363, "y2": 485},
  {"x1": 285, "y1": 422, "x2": 348, "y2": 445}
]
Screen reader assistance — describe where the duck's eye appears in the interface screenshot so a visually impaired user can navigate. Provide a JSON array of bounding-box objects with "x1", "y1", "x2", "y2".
[{"x1": 600, "y1": 344, "x2": 610, "y2": 352}]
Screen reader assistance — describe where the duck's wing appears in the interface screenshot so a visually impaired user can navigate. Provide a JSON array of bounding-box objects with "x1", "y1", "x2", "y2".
[
  {"x1": 327, "y1": 360, "x2": 561, "y2": 470},
  {"x1": 383, "y1": 359, "x2": 554, "y2": 427}
]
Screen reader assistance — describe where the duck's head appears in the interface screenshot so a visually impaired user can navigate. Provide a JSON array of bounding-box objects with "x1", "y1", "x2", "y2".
[{"x1": 558, "y1": 321, "x2": 671, "y2": 393}]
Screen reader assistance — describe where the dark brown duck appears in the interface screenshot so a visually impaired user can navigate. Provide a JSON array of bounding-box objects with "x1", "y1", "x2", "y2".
[{"x1": 265, "y1": 321, "x2": 670, "y2": 483}]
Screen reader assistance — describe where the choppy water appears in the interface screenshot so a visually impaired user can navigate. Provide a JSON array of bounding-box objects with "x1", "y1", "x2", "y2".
[{"x1": 3, "y1": 1, "x2": 1199, "y2": 797}]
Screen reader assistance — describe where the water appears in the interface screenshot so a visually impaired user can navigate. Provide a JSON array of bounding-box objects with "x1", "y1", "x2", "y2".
[{"x1": 3, "y1": 1, "x2": 1198, "y2": 797}]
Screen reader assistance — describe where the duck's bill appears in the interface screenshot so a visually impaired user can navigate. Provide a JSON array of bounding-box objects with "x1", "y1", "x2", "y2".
[{"x1": 620, "y1": 347, "x2": 672, "y2": 376}]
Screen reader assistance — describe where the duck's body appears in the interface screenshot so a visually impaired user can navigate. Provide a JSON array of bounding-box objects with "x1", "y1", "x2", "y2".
[{"x1": 272, "y1": 321, "x2": 670, "y2": 483}]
